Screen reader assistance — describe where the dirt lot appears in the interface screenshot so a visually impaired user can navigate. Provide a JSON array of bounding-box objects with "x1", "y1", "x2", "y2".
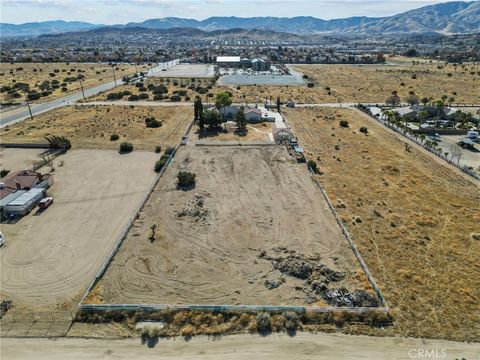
[
  {"x1": 0, "y1": 149, "x2": 158, "y2": 314},
  {"x1": 0, "y1": 62, "x2": 144, "y2": 104},
  {"x1": 284, "y1": 107, "x2": 480, "y2": 342},
  {"x1": 291, "y1": 62, "x2": 479, "y2": 104},
  {"x1": 89, "y1": 145, "x2": 374, "y2": 307},
  {"x1": 0, "y1": 105, "x2": 192, "y2": 150},
  {"x1": 0, "y1": 147, "x2": 44, "y2": 171}
]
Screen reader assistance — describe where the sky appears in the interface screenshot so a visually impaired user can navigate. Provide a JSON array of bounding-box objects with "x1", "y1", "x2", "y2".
[{"x1": 1, "y1": 0, "x2": 457, "y2": 24}]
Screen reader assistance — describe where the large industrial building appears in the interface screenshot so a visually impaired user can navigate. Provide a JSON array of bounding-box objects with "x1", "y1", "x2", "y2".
[{"x1": 216, "y1": 56, "x2": 270, "y2": 71}]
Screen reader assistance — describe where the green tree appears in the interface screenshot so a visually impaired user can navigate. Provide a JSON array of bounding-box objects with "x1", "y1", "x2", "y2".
[
  {"x1": 214, "y1": 91, "x2": 232, "y2": 128},
  {"x1": 276, "y1": 96, "x2": 281, "y2": 112},
  {"x1": 194, "y1": 96, "x2": 204, "y2": 131},
  {"x1": 203, "y1": 110, "x2": 222, "y2": 129},
  {"x1": 235, "y1": 107, "x2": 247, "y2": 133}
]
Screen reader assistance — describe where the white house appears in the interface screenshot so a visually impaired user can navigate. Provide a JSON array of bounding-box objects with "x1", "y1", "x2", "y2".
[{"x1": 244, "y1": 108, "x2": 262, "y2": 123}]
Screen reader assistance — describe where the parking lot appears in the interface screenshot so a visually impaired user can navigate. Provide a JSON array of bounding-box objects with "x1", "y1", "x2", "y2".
[
  {"x1": 151, "y1": 64, "x2": 215, "y2": 78},
  {"x1": 434, "y1": 134, "x2": 480, "y2": 171},
  {"x1": 0, "y1": 149, "x2": 158, "y2": 311}
]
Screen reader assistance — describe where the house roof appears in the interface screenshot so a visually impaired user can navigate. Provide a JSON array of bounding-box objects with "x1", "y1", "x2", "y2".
[
  {"x1": 245, "y1": 108, "x2": 262, "y2": 115},
  {"x1": 273, "y1": 128, "x2": 293, "y2": 135},
  {"x1": 0, "y1": 169, "x2": 50, "y2": 200}
]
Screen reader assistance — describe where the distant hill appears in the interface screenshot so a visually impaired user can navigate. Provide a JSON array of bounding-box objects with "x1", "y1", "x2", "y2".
[
  {"x1": 0, "y1": 20, "x2": 100, "y2": 37},
  {"x1": 1, "y1": 1, "x2": 478, "y2": 37},
  {"x1": 39, "y1": 26, "x2": 304, "y2": 42}
]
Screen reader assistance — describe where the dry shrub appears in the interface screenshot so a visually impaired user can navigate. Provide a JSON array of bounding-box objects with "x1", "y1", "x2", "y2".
[
  {"x1": 181, "y1": 324, "x2": 195, "y2": 337},
  {"x1": 256, "y1": 312, "x2": 272, "y2": 334},
  {"x1": 283, "y1": 311, "x2": 299, "y2": 332},
  {"x1": 271, "y1": 315, "x2": 286, "y2": 331}
]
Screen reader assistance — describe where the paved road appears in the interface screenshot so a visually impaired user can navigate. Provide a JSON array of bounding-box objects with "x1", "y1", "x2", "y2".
[
  {"x1": 2, "y1": 332, "x2": 478, "y2": 360},
  {"x1": 0, "y1": 60, "x2": 179, "y2": 128}
]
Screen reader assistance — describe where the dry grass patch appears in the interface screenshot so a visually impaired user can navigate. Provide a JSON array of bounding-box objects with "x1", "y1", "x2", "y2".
[
  {"x1": 0, "y1": 105, "x2": 192, "y2": 150},
  {"x1": 292, "y1": 62, "x2": 479, "y2": 103},
  {"x1": 285, "y1": 107, "x2": 480, "y2": 341}
]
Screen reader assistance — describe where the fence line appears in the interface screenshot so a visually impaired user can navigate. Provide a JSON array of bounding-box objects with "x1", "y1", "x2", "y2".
[
  {"x1": 79, "y1": 303, "x2": 387, "y2": 314},
  {"x1": 78, "y1": 118, "x2": 195, "y2": 306},
  {"x1": 195, "y1": 141, "x2": 274, "y2": 146},
  {"x1": 357, "y1": 106, "x2": 480, "y2": 181}
]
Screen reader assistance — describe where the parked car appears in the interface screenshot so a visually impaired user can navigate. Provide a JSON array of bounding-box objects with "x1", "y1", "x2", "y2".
[
  {"x1": 0, "y1": 231, "x2": 5, "y2": 247},
  {"x1": 38, "y1": 197, "x2": 54, "y2": 209},
  {"x1": 466, "y1": 130, "x2": 479, "y2": 139},
  {"x1": 458, "y1": 139, "x2": 476, "y2": 150}
]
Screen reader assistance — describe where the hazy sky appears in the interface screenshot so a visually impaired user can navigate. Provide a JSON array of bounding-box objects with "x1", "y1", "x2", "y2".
[{"x1": 1, "y1": 0, "x2": 456, "y2": 24}]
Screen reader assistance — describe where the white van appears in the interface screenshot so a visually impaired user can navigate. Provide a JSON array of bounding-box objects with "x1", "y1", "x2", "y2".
[{"x1": 466, "y1": 130, "x2": 479, "y2": 139}]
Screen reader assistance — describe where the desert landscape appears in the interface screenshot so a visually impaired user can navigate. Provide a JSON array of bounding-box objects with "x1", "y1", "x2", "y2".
[
  {"x1": 87, "y1": 145, "x2": 375, "y2": 307},
  {"x1": 1, "y1": 105, "x2": 193, "y2": 150},
  {"x1": 284, "y1": 107, "x2": 480, "y2": 341},
  {"x1": 0, "y1": 62, "x2": 144, "y2": 104}
]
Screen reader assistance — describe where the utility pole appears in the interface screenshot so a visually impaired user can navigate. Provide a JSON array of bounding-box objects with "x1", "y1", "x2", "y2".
[
  {"x1": 111, "y1": 64, "x2": 117, "y2": 86},
  {"x1": 23, "y1": 91, "x2": 34, "y2": 121},
  {"x1": 78, "y1": 79, "x2": 86, "y2": 102}
]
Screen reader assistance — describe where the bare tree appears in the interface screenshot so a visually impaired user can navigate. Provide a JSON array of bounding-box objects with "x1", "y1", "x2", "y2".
[{"x1": 450, "y1": 144, "x2": 462, "y2": 165}]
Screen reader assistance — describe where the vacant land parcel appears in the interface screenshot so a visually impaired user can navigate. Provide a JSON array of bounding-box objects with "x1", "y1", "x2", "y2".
[
  {"x1": 88, "y1": 145, "x2": 375, "y2": 307},
  {"x1": 285, "y1": 107, "x2": 480, "y2": 341},
  {"x1": 0, "y1": 62, "x2": 143, "y2": 105},
  {"x1": 0, "y1": 149, "x2": 158, "y2": 315},
  {"x1": 0, "y1": 105, "x2": 192, "y2": 150},
  {"x1": 292, "y1": 62, "x2": 479, "y2": 103}
]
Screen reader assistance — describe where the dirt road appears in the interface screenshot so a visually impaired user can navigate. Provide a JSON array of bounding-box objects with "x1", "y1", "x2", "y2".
[{"x1": 2, "y1": 333, "x2": 478, "y2": 360}]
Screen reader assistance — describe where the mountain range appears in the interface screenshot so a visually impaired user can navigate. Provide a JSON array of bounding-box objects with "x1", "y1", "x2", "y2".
[{"x1": 1, "y1": 1, "x2": 479, "y2": 37}]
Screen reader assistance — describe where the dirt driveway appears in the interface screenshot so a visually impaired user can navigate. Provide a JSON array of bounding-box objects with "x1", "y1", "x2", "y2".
[{"x1": 0, "y1": 149, "x2": 158, "y2": 312}]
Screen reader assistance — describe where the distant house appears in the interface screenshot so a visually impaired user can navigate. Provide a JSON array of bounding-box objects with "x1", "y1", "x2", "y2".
[
  {"x1": 273, "y1": 127, "x2": 294, "y2": 144},
  {"x1": 219, "y1": 106, "x2": 264, "y2": 123},
  {"x1": 244, "y1": 108, "x2": 262, "y2": 123},
  {"x1": 0, "y1": 169, "x2": 53, "y2": 200}
]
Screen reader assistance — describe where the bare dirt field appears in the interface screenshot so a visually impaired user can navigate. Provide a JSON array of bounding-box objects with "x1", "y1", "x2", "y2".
[
  {"x1": 3, "y1": 332, "x2": 480, "y2": 360},
  {"x1": 0, "y1": 62, "x2": 144, "y2": 104},
  {"x1": 0, "y1": 105, "x2": 192, "y2": 150},
  {"x1": 0, "y1": 149, "x2": 158, "y2": 315},
  {"x1": 0, "y1": 147, "x2": 44, "y2": 171},
  {"x1": 88, "y1": 145, "x2": 374, "y2": 307},
  {"x1": 284, "y1": 107, "x2": 480, "y2": 342},
  {"x1": 291, "y1": 62, "x2": 480, "y2": 104}
]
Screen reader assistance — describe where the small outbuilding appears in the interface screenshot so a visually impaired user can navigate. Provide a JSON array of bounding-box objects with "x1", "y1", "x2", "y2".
[{"x1": 273, "y1": 128, "x2": 294, "y2": 144}]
